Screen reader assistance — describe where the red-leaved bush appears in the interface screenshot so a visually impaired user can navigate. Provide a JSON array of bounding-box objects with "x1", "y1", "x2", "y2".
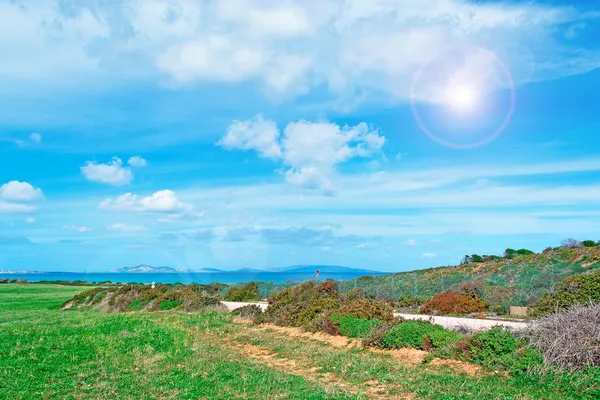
[{"x1": 420, "y1": 289, "x2": 489, "y2": 315}]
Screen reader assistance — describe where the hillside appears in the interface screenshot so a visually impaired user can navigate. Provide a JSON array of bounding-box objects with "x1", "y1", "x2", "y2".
[
  {"x1": 340, "y1": 244, "x2": 600, "y2": 308},
  {"x1": 111, "y1": 265, "x2": 184, "y2": 273}
]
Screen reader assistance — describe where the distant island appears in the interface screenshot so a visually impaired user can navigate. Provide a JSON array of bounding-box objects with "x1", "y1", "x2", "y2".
[{"x1": 110, "y1": 265, "x2": 187, "y2": 273}]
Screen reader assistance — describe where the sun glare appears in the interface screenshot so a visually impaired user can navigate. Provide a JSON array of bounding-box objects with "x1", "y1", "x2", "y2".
[{"x1": 445, "y1": 84, "x2": 477, "y2": 112}]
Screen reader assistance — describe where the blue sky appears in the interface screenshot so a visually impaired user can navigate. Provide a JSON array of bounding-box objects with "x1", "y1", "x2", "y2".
[{"x1": 1, "y1": 0, "x2": 600, "y2": 272}]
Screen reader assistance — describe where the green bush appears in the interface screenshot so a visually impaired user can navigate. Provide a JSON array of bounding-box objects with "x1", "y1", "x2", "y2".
[
  {"x1": 582, "y1": 240, "x2": 598, "y2": 248},
  {"x1": 362, "y1": 320, "x2": 401, "y2": 348},
  {"x1": 159, "y1": 300, "x2": 181, "y2": 310},
  {"x1": 532, "y1": 270, "x2": 600, "y2": 317},
  {"x1": 338, "y1": 299, "x2": 394, "y2": 321},
  {"x1": 330, "y1": 314, "x2": 380, "y2": 338},
  {"x1": 429, "y1": 328, "x2": 544, "y2": 374},
  {"x1": 381, "y1": 320, "x2": 461, "y2": 350},
  {"x1": 424, "y1": 329, "x2": 463, "y2": 350},
  {"x1": 225, "y1": 282, "x2": 261, "y2": 302},
  {"x1": 126, "y1": 299, "x2": 144, "y2": 311},
  {"x1": 469, "y1": 328, "x2": 517, "y2": 366}
]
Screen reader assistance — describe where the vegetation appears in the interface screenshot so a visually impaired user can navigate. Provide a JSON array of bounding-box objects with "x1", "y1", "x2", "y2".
[
  {"x1": 427, "y1": 328, "x2": 546, "y2": 375},
  {"x1": 339, "y1": 243, "x2": 600, "y2": 308},
  {"x1": 379, "y1": 320, "x2": 462, "y2": 351},
  {"x1": 3, "y1": 284, "x2": 600, "y2": 398},
  {"x1": 532, "y1": 270, "x2": 600, "y2": 317},
  {"x1": 232, "y1": 304, "x2": 264, "y2": 319},
  {"x1": 330, "y1": 314, "x2": 380, "y2": 338},
  {"x1": 62, "y1": 283, "x2": 221, "y2": 313},
  {"x1": 224, "y1": 281, "x2": 261, "y2": 302},
  {"x1": 419, "y1": 284, "x2": 489, "y2": 316},
  {"x1": 530, "y1": 304, "x2": 600, "y2": 370}
]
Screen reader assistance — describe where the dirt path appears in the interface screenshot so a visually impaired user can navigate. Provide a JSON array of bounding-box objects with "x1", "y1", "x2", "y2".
[
  {"x1": 229, "y1": 340, "x2": 412, "y2": 399},
  {"x1": 176, "y1": 318, "x2": 412, "y2": 399}
]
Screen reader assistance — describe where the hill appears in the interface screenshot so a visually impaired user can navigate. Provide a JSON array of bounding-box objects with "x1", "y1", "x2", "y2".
[
  {"x1": 339, "y1": 243, "x2": 600, "y2": 309},
  {"x1": 274, "y1": 265, "x2": 382, "y2": 275},
  {"x1": 111, "y1": 265, "x2": 184, "y2": 273}
]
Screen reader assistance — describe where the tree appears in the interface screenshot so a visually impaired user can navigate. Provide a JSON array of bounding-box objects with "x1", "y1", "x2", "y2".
[
  {"x1": 561, "y1": 238, "x2": 582, "y2": 249},
  {"x1": 470, "y1": 254, "x2": 484, "y2": 263},
  {"x1": 582, "y1": 240, "x2": 597, "y2": 248},
  {"x1": 504, "y1": 248, "x2": 517, "y2": 259}
]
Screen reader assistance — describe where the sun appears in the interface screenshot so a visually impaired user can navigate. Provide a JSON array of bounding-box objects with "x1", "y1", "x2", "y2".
[{"x1": 444, "y1": 84, "x2": 478, "y2": 112}]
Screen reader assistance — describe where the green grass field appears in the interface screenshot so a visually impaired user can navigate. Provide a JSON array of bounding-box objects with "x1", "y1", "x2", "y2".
[{"x1": 1, "y1": 284, "x2": 598, "y2": 399}]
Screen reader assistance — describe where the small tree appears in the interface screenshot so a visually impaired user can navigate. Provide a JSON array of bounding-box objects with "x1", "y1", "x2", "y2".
[
  {"x1": 582, "y1": 240, "x2": 597, "y2": 248},
  {"x1": 470, "y1": 254, "x2": 484, "y2": 263},
  {"x1": 561, "y1": 238, "x2": 582, "y2": 249},
  {"x1": 504, "y1": 248, "x2": 517, "y2": 259}
]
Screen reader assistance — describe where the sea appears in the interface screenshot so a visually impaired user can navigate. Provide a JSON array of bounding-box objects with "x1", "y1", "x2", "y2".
[{"x1": 0, "y1": 270, "x2": 385, "y2": 285}]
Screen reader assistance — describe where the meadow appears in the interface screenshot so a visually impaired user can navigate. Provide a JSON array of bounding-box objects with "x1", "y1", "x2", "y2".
[{"x1": 1, "y1": 284, "x2": 598, "y2": 399}]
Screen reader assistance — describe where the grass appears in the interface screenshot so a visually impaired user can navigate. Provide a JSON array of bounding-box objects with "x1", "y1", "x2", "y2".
[{"x1": 1, "y1": 284, "x2": 598, "y2": 399}]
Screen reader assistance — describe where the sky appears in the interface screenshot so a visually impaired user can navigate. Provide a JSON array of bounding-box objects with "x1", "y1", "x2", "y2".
[{"x1": 1, "y1": 0, "x2": 600, "y2": 273}]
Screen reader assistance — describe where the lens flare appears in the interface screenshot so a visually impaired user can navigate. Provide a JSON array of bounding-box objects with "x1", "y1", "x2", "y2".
[{"x1": 410, "y1": 44, "x2": 515, "y2": 149}]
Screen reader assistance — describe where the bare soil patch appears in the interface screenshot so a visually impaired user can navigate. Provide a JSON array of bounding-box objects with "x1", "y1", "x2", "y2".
[{"x1": 230, "y1": 340, "x2": 412, "y2": 399}]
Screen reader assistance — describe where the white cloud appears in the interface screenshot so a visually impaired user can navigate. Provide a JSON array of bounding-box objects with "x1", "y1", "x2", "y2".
[
  {"x1": 0, "y1": 181, "x2": 43, "y2": 202},
  {"x1": 422, "y1": 252, "x2": 437, "y2": 259},
  {"x1": 107, "y1": 223, "x2": 145, "y2": 233},
  {"x1": 99, "y1": 190, "x2": 200, "y2": 218},
  {"x1": 29, "y1": 133, "x2": 42, "y2": 144},
  {"x1": 0, "y1": 1, "x2": 598, "y2": 103},
  {"x1": 64, "y1": 225, "x2": 91, "y2": 233},
  {"x1": 81, "y1": 157, "x2": 133, "y2": 186},
  {"x1": 220, "y1": 116, "x2": 385, "y2": 191},
  {"x1": 127, "y1": 156, "x2": 147, "y2": 167},
  {"x1": 218, "y1": 115, "x2": 281, "y2": 159},
  {"x1": 403, "y1": 239, "x2": 417, "y2": 247},
  {"x1": 25, "y1": 217, "x2": 36, "y2": 224},
  {"x1": 356, "y1": 242, "x2": 376, "y2": 249}
]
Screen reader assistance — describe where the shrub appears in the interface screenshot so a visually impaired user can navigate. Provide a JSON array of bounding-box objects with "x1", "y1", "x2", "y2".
[
  {"x1": 316, "y1": 313, "x2": 341, "y2": 336},
  {"x1": 314, "y1": 281, "x2": 338, "y2": 295},
  {"x1": 330, "y1": 314, "x2": 380, "y2": 338},
  {"x1": 582, "y1": 240, "x2": 598, "y2": 248},
  {"x1": 395, "y1": 295, "x2": 427, "y2": 311},
  {"x1": 338, "y1": 299, "x2": 394, "y2": 321},
  {"x1": 529, "y1": 304, "x2": 600, "y2": 370},
  {"x1": 225, "y1": 282, "x2": 261, "y2": 302},
  {"x1": 362, "y1": 320, "x2": 401, "y2": 348},
  {"x1": 339, "y1": 288, "x2": 372, "y2": 302},
  {"x1": 126, "y1": 299, "x2": 144, "y2": 311},
  {"x1": 532, "y1": 270, "x2": 600, "y2": 317},
  {"x1": 159, "y1": 300, "x2": 180, "y2": 310},
  {"x1": 562, "y1": 238, "x2": 582, "y2": 249},
  {"x1": 264, "y1": 280, "x2": 341, "y2": 329},
  {"x1": 469, "y1": 328, "x2": 517, "y2": 366},
  {"x1": 423, "y1": 329, "x2": 463, "y2": 351},
  {"x1": 233, "y1": 304, "x2": 264, "y2": 319},
  {"x1": 181, "y1": 293, "x2": 221, "y2": 312},
  {"x1": 428, "y1": 327, "x2": 544, "y2": 374},
  {"x1": 420, "y1": 288, "x2": 488, "y2": 315},
  {"x1": 381, "y1": 320, "x2": 461, "y2": 350}
]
